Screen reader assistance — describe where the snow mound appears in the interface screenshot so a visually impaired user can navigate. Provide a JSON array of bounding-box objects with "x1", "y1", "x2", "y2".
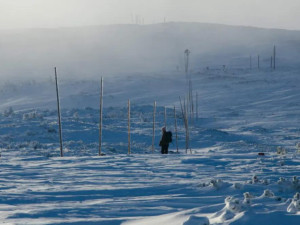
[
  {"x1": 246, "y1": 175, "x2": 269, "y2": 185},
  {"x1": 277, "y1": 146, "x2": 287, "y2": 155},
  {"x1": 225, "y1": 196, "x2": 244, "y2": 213},
  {"x1": 287, "y1": 192, "x2": 300, "y2": 213},
  {"x1": 183, "y1": 215, "x2": 210, "y2": 225},
  {"x1": 209, "y1": 179, "x2": 231, "y2": 189}
]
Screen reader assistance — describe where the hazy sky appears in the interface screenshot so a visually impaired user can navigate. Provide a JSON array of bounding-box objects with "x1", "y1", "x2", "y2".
[{"x1": 0, "y1": 0, "x2": 300, "y2": 30}]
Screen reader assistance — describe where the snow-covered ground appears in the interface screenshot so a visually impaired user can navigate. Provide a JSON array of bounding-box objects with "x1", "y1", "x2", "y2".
[{"x1": 1, "y1": 67, "x2": 300, "y2": 224}]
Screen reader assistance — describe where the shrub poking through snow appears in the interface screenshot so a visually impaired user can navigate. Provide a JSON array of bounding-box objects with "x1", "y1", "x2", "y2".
[
  {"x1": 287, "y1": 192, "x2": 300, "y2": 213},
  {"x1": 277, "y1": 176, "x2": 300, "y2": 192},
  {"x1": 210, "y1": 179, "x2": 224, "y2": 189},
  {"x1": 278, "y1": 177, "x2": 287, "y2": 185},
  {"x1": 198, "y1": 182, "x2": 208, "y2": 187},
  {"x1": 262, "y1": 189, "x2": 275, "y2": 198},
  {"x1": 243, "y1": 192, "x2": 254, "y2": 206},
  {"x1": 292, "y1": 176, "x2": 299, "y2": 189},
  {"x1": 252, "y1": 175, "x2": 259, "y2": 184},
  {"x1": 243, "y1": 192, "x2": 254, "y2": 199},
  {"x1": 233, "y1": 182, "x2": 243, "y2": 189},
  {"x1": 225, "y1": 196, "x2": 242, "y2": 212},
  {"x1": 293, "y1": 192, "x2": 300, "y2": 200},
  {"x1": 23, "y1": 111, "x2": 43, "y2": 120},
  {"x1": 3, "y1": 107, "x2": 14, "y2": 117},
  {"x1": 262, "y1": 179, "x2": 269, "y2": 185},
  {"x1": 29, "y1": 141, "x2": 42, "y2": 150},
  {"x1": 246, "y1": 175, "x2": 270, "y2": 185},
  {"x1": 73, "y1": 112, "x2": 79, "y2": 121},
  {"x1": 296, "y1": 143, "x2": 300, "y2": 153},
  {"x1": 277, "y1": 146, "x2": 286, "y2": 155}
]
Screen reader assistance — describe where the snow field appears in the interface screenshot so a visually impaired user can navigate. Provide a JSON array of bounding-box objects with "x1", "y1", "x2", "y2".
[
  {"x1": 1, "y1": 154, "x2": 300, "y2": 224},
  {"x1": 0, "y1": 67, "x2": 300, "y2": 224}
]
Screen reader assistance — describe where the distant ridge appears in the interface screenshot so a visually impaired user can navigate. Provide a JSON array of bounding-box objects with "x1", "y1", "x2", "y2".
[{"x1": 1, "y1": 22, "x2": 299, "y2": 79}]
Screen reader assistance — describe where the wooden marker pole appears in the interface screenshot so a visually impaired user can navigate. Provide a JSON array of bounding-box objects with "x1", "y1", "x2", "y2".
[
  {"x1": 128, "y1": 99, "x2": 131, "y2": 154},
  {"x1": 174, "y1": 106, "x2": 179, "y2": 153},
  {"x1": 179, "y1": 96, "x2": 189, "y2": 154},
  {"x1": 99, "y1": 77, "x2": 103, "y2": 156},
  {"x1": 152, "y1": 101, "x2": 156, "y2": 153},
  {"x1": 164, "y1": 106, "x2": 167, "y2": 128},
  {"x1": 271, "y1": 56, "x2": 273, "y2": 69},
  {"x1": 273, "y1": 45, "x2": 276, "y2": 70},
  {"x1": 184, "y1": 98, "x2": 188, "y2": 154},
  {"x1": 54, "y1": 67, "x2": 63, "y2": 157},
  {"x1": 196, "y1": 92, "x2": 199, "y2": 120}
]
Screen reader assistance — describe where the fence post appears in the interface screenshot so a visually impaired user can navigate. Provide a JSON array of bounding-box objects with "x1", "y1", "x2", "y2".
[
  {"x1": 164, "y1": 106, "x2": 167, "y2": 128},
  {"x1": 179, "y1": 96, "x2": 189, "y2": 154},
  {"x1": 174, "y1": 106, "x2": 179, "y2": 153},
  {"x1": 54, "y1": 67, "x2": 63, "y2": 157},
  {"x1": 128, "y1": 99, "x2": 131, "y2": 154},
  {"x1": 152, "y1": 101, "x2": 156, "y2": 153},
  {"x1": 273, "y1": 45, "x2": 276, "y2": 70},
  {"x1": 196, "y1": 92, "x2": 199, "y2": 120},
  {"x1": 99, "y1": 77, "x2": 103, "y2": 156},
  {"x1": 271, "y1": 56, "x2": 273, "y2": 69}
]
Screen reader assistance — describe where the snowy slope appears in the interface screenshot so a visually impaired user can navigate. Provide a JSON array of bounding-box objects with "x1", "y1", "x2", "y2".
[
  {"x1": 1, "y1": 23, "x2": 300, "y2": 224},
  {"x1": 1, "y1": 66, "x2": 300, "y2": 224},
  {"x1": 1, "y1": 22, "x2": 300, "y2": 79}
]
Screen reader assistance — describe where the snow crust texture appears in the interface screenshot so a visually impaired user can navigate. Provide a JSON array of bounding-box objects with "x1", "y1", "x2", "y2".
[{"x1": 0, "y1": 68, "x2": 300, "y2": 224}]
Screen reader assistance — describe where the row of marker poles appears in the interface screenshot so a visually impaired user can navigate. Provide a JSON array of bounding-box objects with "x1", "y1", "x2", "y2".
[
  {"x1": 55, "y1": 71, "x2": 184, "y2": 156},
  {"x1": 249, "y1": 45, "x2": 276, "y2": 70}
]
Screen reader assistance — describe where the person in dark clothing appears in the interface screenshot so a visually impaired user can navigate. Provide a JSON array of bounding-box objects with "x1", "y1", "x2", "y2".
[{"x1": 159, "y1": 127, "x2": 169, "y2": 154}]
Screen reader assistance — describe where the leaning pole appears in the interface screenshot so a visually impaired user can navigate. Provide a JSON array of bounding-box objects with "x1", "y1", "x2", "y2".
[{"x1": 54, "y1": 67, "x2": 63, "y2": 157}]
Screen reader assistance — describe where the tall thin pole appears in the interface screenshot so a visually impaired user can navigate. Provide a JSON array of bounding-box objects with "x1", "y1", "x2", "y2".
[
  {"x1": 189, "y1": 80, "x2": 193, "y2": 122},
  {"x1": 179, "y1": 96, "x2": 190, "y2": 154},
  {"x1": 271, "y1": 56, "x2": 273, "y2": 69},
  {"x1": 273, "y1": 45, "x2": 276, "y2": 70},
  {"x1": 196, "y1": 92, "x2": 199, "y2": 120},
  {"x1": 164, "y1": 106, "x2": 167, "y2": 128},
  {"x1": 128, "y1": 99, "x2": 131, "y2": 154},
  {"x1": 184, "y1": 98, "x2": 189, "y2": 154},
  {"x1": 184, "y1": 49, "x2": 190, "y2": 77},
  {"x1": 191, "y1": 81, "x2": 194, "y2": 124},
  {"x1": 184, "y1": 49, "x2": 191, "y2": 116},
  {"x1": 174, "y1": 106, "x2": 179, "y2": 153},
  {"x1": 54, "y1": 67, "x2": 63, "y2": 157},
  {"x1": 99, "y1": 77, "x2": 103, "y2": 156},
  {"x1": 152, "y1": 101, "x2": 156, "y2": 153}
]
